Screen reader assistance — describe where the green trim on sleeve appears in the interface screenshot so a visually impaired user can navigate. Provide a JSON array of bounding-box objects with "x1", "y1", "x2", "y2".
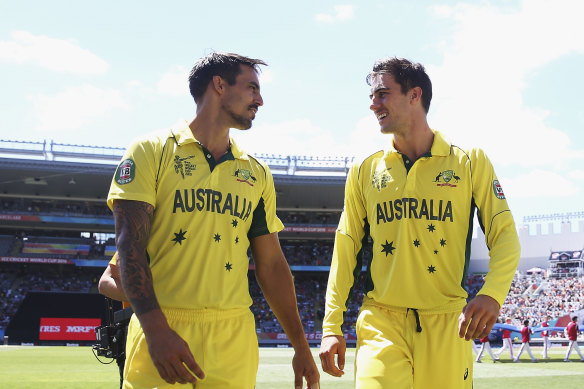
[{"x1": 248, "y1": 197, "x2": 270, "y2": 239}]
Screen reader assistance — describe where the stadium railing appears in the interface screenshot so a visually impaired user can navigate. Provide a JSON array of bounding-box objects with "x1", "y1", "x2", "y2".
[{"x1": 0, "y1": 139, "x2": 355, "y2": 176}]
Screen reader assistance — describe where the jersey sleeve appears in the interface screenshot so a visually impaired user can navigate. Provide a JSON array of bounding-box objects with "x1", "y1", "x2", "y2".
[
  {"x1": 107, "y1": 136, "x2": 162, "y2": 211},
  {"x1": 322, "y1": 162, "x2": 368, "y2": 337},
  {"x1": 109, "y1": 252, "x2": 118, "y2": 266},
  {"x1": 248, "y1": 163, "x2": 284, "y2": 238},
  {"x1": 471, "y1": 148, "x2": 520, "y2": 306}
]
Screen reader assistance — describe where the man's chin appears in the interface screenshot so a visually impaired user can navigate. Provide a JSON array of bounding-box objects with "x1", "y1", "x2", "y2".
[{"x1": 232, "y1": 122, "x2": 253, "y2": 131}]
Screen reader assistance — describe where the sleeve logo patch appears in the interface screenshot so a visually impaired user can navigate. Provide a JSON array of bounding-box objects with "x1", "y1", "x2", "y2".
[
  {"x1": 493, "y1": 180, "x2": 505, "y2": 199},
  {"x1": 115, "y1": 159, "x2": 135, "y2": 185}
]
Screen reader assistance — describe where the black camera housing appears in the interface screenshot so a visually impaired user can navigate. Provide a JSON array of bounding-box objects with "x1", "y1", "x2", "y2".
[{"x1": 93, "y1": 323, "x2": 127, "y2": 359}]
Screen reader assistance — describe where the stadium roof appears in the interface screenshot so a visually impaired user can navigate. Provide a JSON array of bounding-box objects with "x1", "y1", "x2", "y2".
[{"x1": 0, "y1": 140, "x2": 347, "y2": 211}]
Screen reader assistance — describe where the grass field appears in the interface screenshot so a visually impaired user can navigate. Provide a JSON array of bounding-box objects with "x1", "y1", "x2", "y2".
[{"x1": 0, "y1": 345, "x2": 583, "y2": 388}]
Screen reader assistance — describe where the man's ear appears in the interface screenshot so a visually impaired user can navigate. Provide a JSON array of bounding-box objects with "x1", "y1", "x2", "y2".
[
  {"x1": 212, "y1": 75, "x2": 225, "y2": 95},
  {"x1": 410, "y1": 86, "x2": 422, "y2": 104}
]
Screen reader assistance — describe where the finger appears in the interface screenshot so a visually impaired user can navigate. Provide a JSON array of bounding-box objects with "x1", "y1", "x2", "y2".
[
  {"x1": 306, "y1": 366, "x2": 321, "y2": 386},
  {"x1": 478, "y1": 318, "x2": 496, "y2": 339},
  {"x1": 182, "y1": 351, "x2": 205, "y2": 380},
  {"x1": 319, "y1": 353, "x2": 331, "y2": 375},
  {"x1": 294, "y1": 365, "x2": 303, "y2": 389},
  {"x1": 469, "y1": 315, "x2": 491, "y2": 340},
  {"x1": 458, "y1": 311, "x2": 470, "y2": 338},
  {"x1": 338, "y1": 342, "x2": 346, "y2": 371},
  {"x1": 172, "y1": 361, "x2": 199, "y2": 384},
  {"x1": 320, "y1": 350, "x2": 341, "y2": 377},
  {"x1": 154, "y1": 361, "x2": 175, "y2": 384},
  {"x1": 318, "y1": 349, "x2": 331, "y2": 373}
]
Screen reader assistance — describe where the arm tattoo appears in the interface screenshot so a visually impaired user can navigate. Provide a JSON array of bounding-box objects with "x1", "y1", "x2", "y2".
[{"x1": 112, "y1": 200, "x2": 159, "y2": 316}]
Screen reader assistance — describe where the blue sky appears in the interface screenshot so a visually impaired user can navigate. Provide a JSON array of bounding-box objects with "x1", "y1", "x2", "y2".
[{"x1": 1, "y1": 0, "x2": 583, "y2": 230}]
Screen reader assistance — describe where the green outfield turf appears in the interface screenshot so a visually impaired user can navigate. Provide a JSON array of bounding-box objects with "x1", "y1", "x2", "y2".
[{"x1": 0, "y1": 345, "x2": 582, "y2": 388}]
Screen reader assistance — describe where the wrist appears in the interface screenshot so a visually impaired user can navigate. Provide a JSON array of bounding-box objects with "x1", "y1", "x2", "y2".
[{"x1": 137, "y1": 309, "x2": 170, "y2": 334}]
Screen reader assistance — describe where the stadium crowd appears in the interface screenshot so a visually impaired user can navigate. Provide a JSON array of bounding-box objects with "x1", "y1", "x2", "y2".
[
  {"x1": 1, "y1": 198, "x2": 111, "y2": 217},
  {"x1": 1, "y1": 198, "x2": 583, "y2": 340},
  {"x1": 499, "y1": 275, "x2": 584, "y2": 329}
]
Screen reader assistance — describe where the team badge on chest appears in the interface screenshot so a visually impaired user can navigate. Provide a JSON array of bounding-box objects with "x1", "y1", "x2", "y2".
[
  {"x1": 434, "y1": 170, "x2": 460, "y2": 187},
  {"x1": 234, "y1": 169, "x2": 256, "y2": 186}
]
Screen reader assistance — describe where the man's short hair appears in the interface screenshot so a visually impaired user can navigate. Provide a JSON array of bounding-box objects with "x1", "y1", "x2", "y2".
[
  {"x1": 366, "y1": 57, "x2": 432, "y2": 113},
  {"x1": 573, "y1": 316, "x2": 578, "y2": 321},
  {"x1": 188, "y1": 52, "x2": 267, "y2": 104}
]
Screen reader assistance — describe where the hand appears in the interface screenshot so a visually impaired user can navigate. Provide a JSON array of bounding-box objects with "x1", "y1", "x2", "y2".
[
  {"x1": 458, "y1": 295, "x2": 500, "y2": 341},
  {"x1": 318, "y1": 335, "x2": 346, "y2": 377},
  {"x1": 144, "y1": 325, "x2": 205, "y2": 385},
  {"x1": 292, "y1": 347, "x2": 320, "y2": 389}
]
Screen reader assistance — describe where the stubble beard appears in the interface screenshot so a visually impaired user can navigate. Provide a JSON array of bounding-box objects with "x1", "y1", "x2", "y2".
[{"x1": 225, "y1": 106, "x2": 253, "y2": 130}]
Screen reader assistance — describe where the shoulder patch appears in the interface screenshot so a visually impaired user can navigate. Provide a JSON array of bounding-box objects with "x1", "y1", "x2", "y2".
[
  {"x1": 115, "y1": 159, "x2": 135, "y2": 185},
  {"x1": 492, "y1": 180, "x2": 505, "y2": 199}
]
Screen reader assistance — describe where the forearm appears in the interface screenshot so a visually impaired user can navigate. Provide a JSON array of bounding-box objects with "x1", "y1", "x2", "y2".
[
  {"x1": 113, "y1": 199, "x2": 160, "y2": 317},
  {"x1": 479, "y1": 215, "x2": 520, "y2": 305},
  {"x1": 256, "y1": 257, "x2": 310, "y2": 352},
  {"x1": 98, "y1": 276, "x2": 127, "y2": 302},
  {"x1": 322, "y1": 231, "x2": 358, "y2": 337}
]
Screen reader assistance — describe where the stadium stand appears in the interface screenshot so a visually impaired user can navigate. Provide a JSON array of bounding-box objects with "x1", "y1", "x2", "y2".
[{"x1": 1, "y1": 139, "x2": 584, "y2": 347}]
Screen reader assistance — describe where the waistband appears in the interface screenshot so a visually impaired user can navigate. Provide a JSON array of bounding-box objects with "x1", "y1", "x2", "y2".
[
  {"x1": 161, "y1": 306, "x2": 251, "y2": 322},
  {"x1": 362, "y1": 297, "x2": 467, "y2": 315}
]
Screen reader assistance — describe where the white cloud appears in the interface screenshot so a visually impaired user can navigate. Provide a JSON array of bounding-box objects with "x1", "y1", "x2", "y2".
[
  {"x1": 568, "y1": 170, "x2": 584, "y2": 180},
  {"x1": 30, "y1": 84, "x2": 128, "y2": 132},
  {"x1": 429, "y1": 0, "x2": 584, "y2": 168},
  {"x1": 236, "y1": 119, "x2": 346, "y2": 157},
  {"x1": 157, "y1": 66, "x2": 189, "y2": 97},
  {"x1": 347, "y1": 115, "x2": 394, "y2": 158},
  {"x1": 0, "y1": 30, "x2": 108, "y2": 75},
  {"x1": 234, "y1": 114, "x2": 391, "y2": 160},
  {"x1": 315, "y1": 5, "x2": 355, "y2": 23},
  {"x1": 503, "y1": 169, "x2": 580, "y2": 199},
  {"x1": 259, "y1": 69, "x2": 274, "y2": 85}
]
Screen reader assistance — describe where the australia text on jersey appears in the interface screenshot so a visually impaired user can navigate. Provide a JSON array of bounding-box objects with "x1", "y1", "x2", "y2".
[
  {"x1": 173, "y1": 188, "x2": 253, "y2": 221},
  {"x1": 376, "y1": 198, "x2": 453, "y2": 224}
]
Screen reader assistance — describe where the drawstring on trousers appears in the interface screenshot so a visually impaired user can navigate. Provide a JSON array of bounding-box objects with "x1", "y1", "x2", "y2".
[{"x1": 407, "y1": 308, "x2": 422, "y2": 333}]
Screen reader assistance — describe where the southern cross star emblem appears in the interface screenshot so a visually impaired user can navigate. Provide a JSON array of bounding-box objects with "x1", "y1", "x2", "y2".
[
  {"x1": 171, "y1": 229, "x2": 187, "y2": 245},
  {"x1": 427, "y1": 224, "x2": 436, "y2": 232},
  {"x1": 225, "y1": 262, "x2": 233, "y2": 271},
  {"x1": 440, "y1": 238, "x2": 447, "y2": 247},
  {"x1": 214, "y1": 233, "x2": 221, "y2": 242},
  {"x1": 413, "y1": 239, "x2": 421, "y2": 248},
  {"x1": 428, "y1": 265, "x2": 436, "y2": 274},
  {"x1": 381, "y1": 240, "x2": 395, "y2": 256}
]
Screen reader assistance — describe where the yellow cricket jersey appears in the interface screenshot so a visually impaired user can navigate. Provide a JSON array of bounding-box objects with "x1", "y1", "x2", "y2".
[
  {"x1": 107, "y1": 122, "x2": 283, "y2": 310},
  {"x1": 323, "y1": 131, "x2": 520, "y2": 337}
]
